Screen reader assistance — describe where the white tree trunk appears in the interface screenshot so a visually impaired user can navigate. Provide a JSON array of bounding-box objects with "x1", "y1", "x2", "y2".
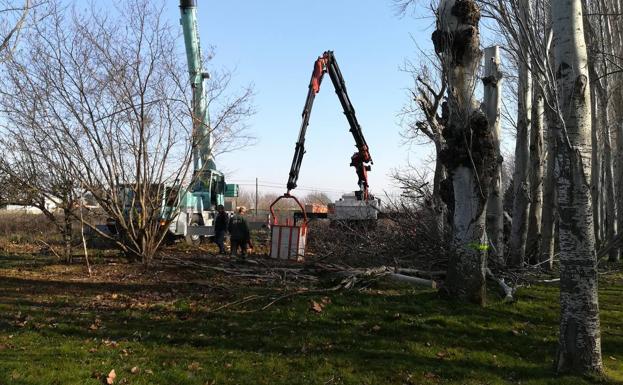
[
  {"x1": 527, "y1": 77, "x2": 544, "y2": 263},
  {"x1": 509, "y1": 0, "x2": 532, "y2": 267},
  {"x1": 433, "y1": 0, "x2": 493, "y2": 305},
  {"x1": 540, "y1": 107, "x2": 557, "y2": 269},
  {"x1": 446, "y1": 166, "x2": 488, "y2": 302},
  {"x1": 616, "y1": 120, "x2": 623, "y2": 258},
  {"x1": 595, "y1": 0, "x2": 618, "y2": 262},
  {"x1": 552, "y1": 0, "x2": 603, "y2": 372},
  {"x1": 610, "y1": 0, "x2": 623, "y2": 259},
  {"x1": 484, "y1": 46, "x2": 504, "y2": 265},
  {"x1": 599, "y1": 95, "x2": 618, "y2": 262},
  {"x1": 590, "y1": 85, "x2": 603, "y2": 248}
]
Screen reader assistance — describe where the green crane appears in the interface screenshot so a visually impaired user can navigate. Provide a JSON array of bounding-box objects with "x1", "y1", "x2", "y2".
[
  {"x1": 101, "y1": 0, "x2": 238, "y2": 244},
  {"x1": 169, "y1": 0, "x2": 237, "y2": 243},
  {"x1": 180, "y1": 0, "x2": 214, "y2": 177}
]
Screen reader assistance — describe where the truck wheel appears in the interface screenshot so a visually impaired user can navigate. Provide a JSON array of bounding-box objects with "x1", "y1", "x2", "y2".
[{"x1": 185, "y1": 217, "x2": 202, "y2": 246}]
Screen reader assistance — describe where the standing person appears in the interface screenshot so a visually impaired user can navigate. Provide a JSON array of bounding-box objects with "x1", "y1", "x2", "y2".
[
  {"x1": 213, "y1": 204, "x2": 229, "y2": 255},
  {"x1": 228, "y1": 206, "x2": 253, "y2": 256}
]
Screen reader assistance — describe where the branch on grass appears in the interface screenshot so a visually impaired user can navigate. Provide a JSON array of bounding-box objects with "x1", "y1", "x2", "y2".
[{"x1": 486, "y1": 268, "x2": 515, "y2": 302}]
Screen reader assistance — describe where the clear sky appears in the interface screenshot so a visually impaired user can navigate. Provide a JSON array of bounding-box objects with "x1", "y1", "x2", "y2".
[{"x1": 174, "y1": 0, "x2": 437, "y2": 199}]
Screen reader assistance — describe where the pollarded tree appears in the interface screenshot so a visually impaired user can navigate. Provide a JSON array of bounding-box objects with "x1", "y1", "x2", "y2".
[
  {"x1": 483, "y1": 46, "x2": 504, "y2": 266},
  {"x1": 432, "y1": 0, "x2": 496, "y2": 304}
]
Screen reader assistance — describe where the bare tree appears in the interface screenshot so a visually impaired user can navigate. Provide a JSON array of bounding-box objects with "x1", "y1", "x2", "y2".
[
  {"x1": 0, "y1": 0, "x2": 32, "y2": 61},
  {"x1": 0, "y1": 139, "x2": 78, "y2": 262},
  {"x1": 584, "y1": 0, "x2": 619, "y2": 262},
  {"x1": 0, "y1": 2, "x2": 77, "y2": 261},
  {"x1": 483, "y1": 46, "x2": 504, "y2": 265},
  {"x1": 433, "y1": 0, "x2": 495, "y2": 305},
  {"x1": 540, "y1": 108, "x2": 557, "y2": 269},
  {"x1": 507, "y1": 0, "x2": 532, "y2": 268},
  {"x1": 399, "y1": 59, "x2": 448, "y2": 232},
  {"x1": 398, "y1": 0, "x2": 496, "y2": 304},
  {"x1": 0, "y1": 0, "x2": 254, "y2": 263},
  {"x1": 480, "y1": 0, "x2": 604, "y2": 372},
  {"x1": 526, "y1": 74, "x2": 544, "y2": 263},
  {"x1": 302, "y1": 191, "x2": 333, "y2": 206},
  {"x1": 551, "y1": 0, "x2": 602, "y2": 372}
]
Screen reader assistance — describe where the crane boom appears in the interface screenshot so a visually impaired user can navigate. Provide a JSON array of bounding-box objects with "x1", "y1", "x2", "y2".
[
  {"x1": 179, "y1": 0, "x2": 215, "y2": 175},
  {"x1": 286, "y1": 51, "x2": 373, "y2": 200}
]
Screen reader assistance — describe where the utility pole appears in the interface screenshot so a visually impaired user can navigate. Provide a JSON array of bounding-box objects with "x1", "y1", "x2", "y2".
[{"x1": 255, "y1": 177, "x2": 259, "y2": 215}]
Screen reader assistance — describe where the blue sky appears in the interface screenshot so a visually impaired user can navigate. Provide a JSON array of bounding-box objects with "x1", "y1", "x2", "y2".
[{"x1": 173, "y1": 0, "x2": 437, "y2": 199}]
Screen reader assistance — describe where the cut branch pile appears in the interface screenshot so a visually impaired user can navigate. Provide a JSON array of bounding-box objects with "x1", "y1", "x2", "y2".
[{"x1": 162, "y1": 256, "x2": 437, "y2": 290}]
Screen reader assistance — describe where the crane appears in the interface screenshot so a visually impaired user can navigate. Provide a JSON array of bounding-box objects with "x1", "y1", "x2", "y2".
[
  {"x1": 269, "y1": 51, "x2": 377, "y2": 259},
  {"x1": 286, "y1": 51, "x2": 373, "y2": 200},
  {"x1": 102, "y1": 1, "x2": 239, "y2": 244},
  {"x1": 286, "y1": 51, "x2": 373, "y2": 201},
  {"x1": 173, "y1": 0, "x2": 238, "y2": 243},
  {"x1": 180, "y1": 0, "x2": 216, "y2": 175}
]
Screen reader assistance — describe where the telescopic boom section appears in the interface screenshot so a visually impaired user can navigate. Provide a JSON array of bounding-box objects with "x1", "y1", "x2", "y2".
[
  {"x1": 179, "y1": 0, "x2": 214, "y2": 175},
  {"x1": 286, "y1": 51, "x2": 373, "y2": 200}
]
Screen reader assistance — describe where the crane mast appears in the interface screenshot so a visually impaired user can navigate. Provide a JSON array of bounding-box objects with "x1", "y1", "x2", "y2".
[{"x1": 179, "y1": 0, "x2": 215, "y2": 176}]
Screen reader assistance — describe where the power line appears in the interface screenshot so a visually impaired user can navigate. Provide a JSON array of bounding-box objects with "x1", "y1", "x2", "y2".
[{"x1": 230, "y1": 180, "x2": 352, "y2": 194}]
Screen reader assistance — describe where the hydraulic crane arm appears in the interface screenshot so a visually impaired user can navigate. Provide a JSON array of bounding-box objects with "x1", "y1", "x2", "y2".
[{"x1": 286, "y1": 51, "x2": 373, "y2": 200}]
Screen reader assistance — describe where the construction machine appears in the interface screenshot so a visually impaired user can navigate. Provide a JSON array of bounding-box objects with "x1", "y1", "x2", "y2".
[
  {"x1": 171, "y1": 0, "x2": 239, "y2": 244},
  {"x1": 274, "y1": 51, "x2": 380, "y2": 223},
  {"x1": 270, "y1": 51, "x2": 380, "y2": 259},
  {"x1": 104, "y1": 1, "x2": 238, "y2": 244}
]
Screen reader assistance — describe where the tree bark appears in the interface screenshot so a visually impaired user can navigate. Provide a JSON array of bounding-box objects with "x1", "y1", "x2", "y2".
[
  {"x1": 483, "y1": 46, "x2": 504, "y2": 266},
  {"x1": 433, "y1": 0, "x2": 494, "y2": 305},
  {"x1": 63, "y1": 208, "x2": 73, "y2": 264},
  {"x1": 610, "y1": 0, "x2": 623, "y2": 260},
  {"x1": 617, "y1": 118, "x2": 623, "y2": 259},
  {"x1": 527, "y1": 77, "x2": 544, "y2": 263},
  {"x1": 600, "y1": 95, "x2": 618, "y2": 262},
  {"x1": 509, "y1": 0, "x2": 532, "y2": 267},
  {"x1": 540, "y1": 107, "x2": 557, "y2": 269},
  {"x1": 590, "y1": 84, "x2": 603, "y2": 249},
  {"x1": 552, "y1": 0, "x2": 603, "y2": 373},
  {"x1": 433, "y1": 141, "x2": 449, "y2": 237}
]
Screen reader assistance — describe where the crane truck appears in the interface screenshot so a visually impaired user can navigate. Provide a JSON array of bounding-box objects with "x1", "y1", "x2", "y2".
[
  {"x1": 272, "y1": 51, "x2": 381, "y2": 224},
  {"x1": 104, "y1": 0, "x2": 238, "y2": 244},
  {"x1": 172, "y1": 0, "x2": 239, "y2": 244},
  {"x1": 269, "y1": 51, "x2": 381, "y2": 259}
]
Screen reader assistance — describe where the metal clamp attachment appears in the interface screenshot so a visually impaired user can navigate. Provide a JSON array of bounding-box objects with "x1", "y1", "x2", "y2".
[{"x1": 269, "y1": 193, "x2": 308, "y2": 226}]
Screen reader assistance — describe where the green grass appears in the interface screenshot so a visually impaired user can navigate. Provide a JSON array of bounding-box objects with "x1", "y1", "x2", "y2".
[{"x1": 0, "y1": 255, "x2": 622, "y2": 384}]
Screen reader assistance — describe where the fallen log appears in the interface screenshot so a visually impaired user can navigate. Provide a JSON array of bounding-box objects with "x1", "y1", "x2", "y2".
[
  {"x1": 330, "y1": 266, "x2": 436, "y2": 289},
  {"x1": 388, "y1": 273, "x2": 437, "y2": 289},
  {"x1": 395, "y1": 268, "x2": 446, "y2": 278},
  {"x1": 486, "y1": 268, "x2": 514, "y2": 302},
  {"x1": 537, "y1": 278, "x2": 560, "y2": 284}
]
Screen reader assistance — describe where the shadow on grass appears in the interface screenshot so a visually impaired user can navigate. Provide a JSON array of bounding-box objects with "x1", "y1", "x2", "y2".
[
  {"x1": 0, "y1": 253, "x2": 61, "y2": 269},
  {"x1": 1, "y1": 274, "x2": 621, "y2": 384}
]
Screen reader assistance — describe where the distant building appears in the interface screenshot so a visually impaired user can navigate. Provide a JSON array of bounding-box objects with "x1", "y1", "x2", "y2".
[{"x1": 0, "y1": 198, "x2": 59, "y2": 214}]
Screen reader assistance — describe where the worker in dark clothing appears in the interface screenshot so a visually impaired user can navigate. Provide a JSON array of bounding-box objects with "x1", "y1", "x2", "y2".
[
  {"x1": 228, "y1": 206, "x2": 253, "y2": 256},
  {"x1": 214, "y1": 204, "x2": 228, "y2": 254}
]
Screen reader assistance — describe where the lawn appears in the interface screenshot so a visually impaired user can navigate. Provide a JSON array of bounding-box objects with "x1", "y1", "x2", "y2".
[{"x1": 0, "y1": 251, "x2": 622, "y2": 385}]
